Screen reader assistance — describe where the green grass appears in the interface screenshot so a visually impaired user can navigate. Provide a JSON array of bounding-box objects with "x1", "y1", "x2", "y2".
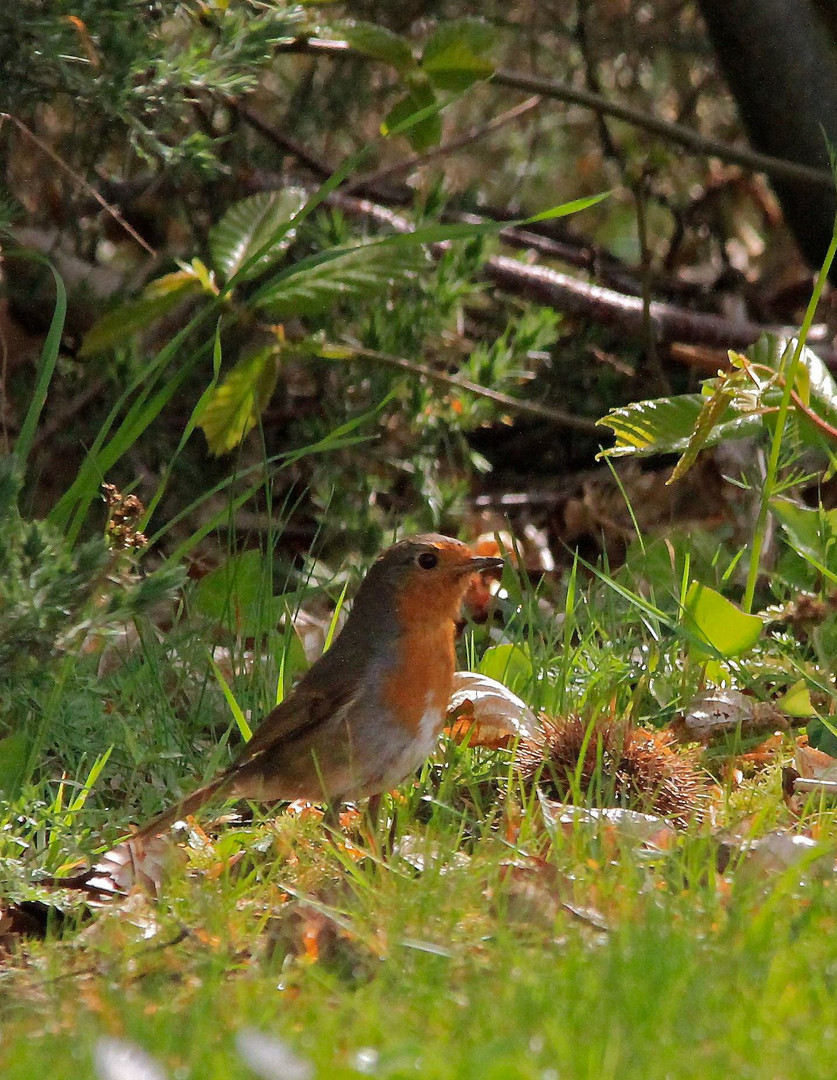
[
  {"x1": 4, "y1": 457, "x2": 837, "y2": 1079},
  {"x1": 4, "y1": 525, "x2": 837, "y2": 1079},
  {"x1": 3, "y1": 783, "x2": 837, "y2": 1079}
]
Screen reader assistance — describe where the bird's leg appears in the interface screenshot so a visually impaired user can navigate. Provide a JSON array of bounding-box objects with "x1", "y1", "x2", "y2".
[
  {"x1": 363, "y1": 793, "x2": 399, "y2": 860},
  {"x1": 365, "y1": 793, "x2": 382, "y2": 832}
]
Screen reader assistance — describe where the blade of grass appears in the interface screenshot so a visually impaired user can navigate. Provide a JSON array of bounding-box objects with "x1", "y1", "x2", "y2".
[
  {"x1": 67, "y1": 747, "x2": 113, "y2": 815},
  {"x1": 141, "y1": 318, "x2": 226, "y2": 531},
  {"x1": 48, "y1": 304, "x2": 218, "y2": 535},
  {"x1": 323, "y1": 580, "x2": 349, "y2": 652},
  {"x1": 209, "y1": 654, "x2": 252, "y2": 742},
  {"x1": 742, "y1": 216, "x2": 837, "y2": 611},
  {"x1": 12, "y1": 252, "x2": 66, "y2": 470}
]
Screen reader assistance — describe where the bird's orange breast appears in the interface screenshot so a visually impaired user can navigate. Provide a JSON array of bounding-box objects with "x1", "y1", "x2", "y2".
[{"x1": 380, "y1": 622, "x2": 456, "y2": 735}]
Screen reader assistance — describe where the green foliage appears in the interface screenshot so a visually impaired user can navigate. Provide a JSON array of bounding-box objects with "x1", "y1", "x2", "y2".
[
  {"x1": 252, "y1": 240, "x2": 430, "y2": 318},
  {"x1": 209, "y1": 188, "x2": 308, "y2": 283},
  {"x1": 77, "y1": 263, "x2": 211, "y2": 357},
  {"x1": 420, "y1": 17, "x2": 497, "y2": 91},
  {"x1": 682, "y1": 581, "x2": 763, "y2": 659},
  {"x1": 1, "y1": 0, "x2": 306, "y2": 171},
  {"x1": 0, "y1": 458, "x2": 109, "y2": 677},
  {"x1": 342, "y1": 16, "x2": 497, "y2": 150},
  {"x1": 196, "y1": 346, "x2": 280, "y2": 455}
]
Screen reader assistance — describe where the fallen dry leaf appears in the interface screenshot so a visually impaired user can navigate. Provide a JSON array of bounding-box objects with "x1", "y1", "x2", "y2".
[
  {"x1": 235, "y1": 1029, "x2": 313, "y2": 1080},
  {"x1": 94, "y1": 1037, "x2": 167, "y2": 1080},
  {"x1": 675, "y1": 688, "x2": 790, "y2": 742},
  {"x1": 794, "y1": 743, "x2": 837, "y2": 780},
  {"x1": 538, "y1": 794, "x2": 678, "y2": 850},
  {"x1": 446, "y1": 671, "x2": 542, "y2": 747}
]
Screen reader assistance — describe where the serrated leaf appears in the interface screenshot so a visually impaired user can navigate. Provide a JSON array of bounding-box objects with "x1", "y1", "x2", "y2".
[
  {"x1": 683, "y1": 581, "x2": 763, "y2": 658},
  {"x1": 209, "y1": 188, "x2": 307, "y2": 283},
  {"x1": 597, "y1": 393, "x2": 762, "y2": 458},
  {"x1": 421, "y1": 17, "x2": 496, "y2": 90},
  {"x1": 382, "y1": 81, "x2": 442, "y2": 151},
  {"x1": 79, "y1": 269, "x2": 206, "y2": 356},
  {"x1": 253, "y1": 243, "x2": 428, "y2": 319},
  {"x1": 196, "y1": 347, "x2": 280, "y2": 455},
  {"x1": 341, "y1": 20, "x2": 415, "y2": 71}
]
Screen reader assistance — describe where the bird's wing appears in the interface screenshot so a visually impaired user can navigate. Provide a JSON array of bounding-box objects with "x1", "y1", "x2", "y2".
[{"x1": 229, "y1": 678, "x2": 359, "y2": 769}]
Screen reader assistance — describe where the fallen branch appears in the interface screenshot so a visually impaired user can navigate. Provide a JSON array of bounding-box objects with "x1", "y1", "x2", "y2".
[{"x1": 326, "y1": 192, "x2": 835, "y2": 361}]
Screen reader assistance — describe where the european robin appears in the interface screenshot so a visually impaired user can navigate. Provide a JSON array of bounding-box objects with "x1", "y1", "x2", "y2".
[{"x1": 129, "y1": 534, "x2": 503, "y2": 842}]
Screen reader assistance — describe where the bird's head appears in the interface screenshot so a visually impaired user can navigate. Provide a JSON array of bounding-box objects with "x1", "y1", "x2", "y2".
[{"x1": 351, "y1": 534, "x2": 504, "y2": 632}]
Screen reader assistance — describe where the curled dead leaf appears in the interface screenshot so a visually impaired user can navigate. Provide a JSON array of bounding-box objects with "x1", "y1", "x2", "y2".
[
  {"x1": 674, "y1": 688, "x2": 790, "y2": 742},
  {"x1": 446, "y1": 671, "x2": 542, "y2": 747},
  {"x1": 538, "y1": 794, "x2": 677, "y2": 850}
]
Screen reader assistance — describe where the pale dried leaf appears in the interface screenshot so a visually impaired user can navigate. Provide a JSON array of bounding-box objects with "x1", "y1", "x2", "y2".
[
  {"x1": 795, "y1": 743, "x2": 837, "y2": 780},
  {"x1": 235, "y1": 1030, "x2": 313, "y2": 1080},
  {"x1": 446, "y1": 671, "x2": 542, "y2": 746},
  {"x1": 538, "y1": 793, "x2": 676, "y2": 847},
  {"x1": 94, "y1": 1038, "x2": 167, "y2": 1080},
  {"x1": 677, "y1": 688, "x2": 789, "y2": 742},
  {"x1": 734, "y1": 831, "x2": 835, "y2": 877},
  {"x1": 395, "y1": 836, "x2": 471, "y2": 873},
  {"x1": 82, "y1": 832, "x2": 181, "y2": 898}
]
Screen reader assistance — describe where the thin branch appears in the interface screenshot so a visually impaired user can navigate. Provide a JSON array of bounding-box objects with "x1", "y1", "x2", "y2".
[
  {"x1": 492, "y1": 68, "x2": 834, "y2": 188},
  {"x1": 230, "y1": 99, "x2": 335, "y2": 181},
  {"x1": 0, "y1": 113, "x2": 158, "y2": 256},
  {"x1": 270, "y1": 39, "x2": 834, "y2": 188},
  {"x1": 325, "y1": 192, "x2": 835, "y2": 363},
  {"x1": 319, "y1": 344, "x2": 600, "y2": 434},
  {"x1": 344, "y1": 95, "x2": 543, "y2": 194}
]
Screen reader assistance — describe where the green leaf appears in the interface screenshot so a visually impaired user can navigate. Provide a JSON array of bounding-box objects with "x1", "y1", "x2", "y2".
[
  {"x1": 11, "y1": 251, "x2": 66, "y2": 470},
  {"x1": 807, "y1": 715, "x2": 837, "y2": 756},
  {"x1": 79, "y1": 267, "x2": 208, "y2": 356},
  {"x1": 209, "y1": 654, "x2": 252, "y2": 741},
  {"x1": 771, "y1": 497, "x2": 837, "y2": 577},
  {"x1": 341, "y1": 21, "x2": 415, "y2": 71},
  {"x1": 666, "y1": 384, "x2": 734, "y2": 484},
  {"x1": 421, "y1": 17, "x2": 496, "y2": 90},
  {"x1": 196, "y1": 347, "x2": 280, "y2": 455},
  {"x1": 382, "y1": 80, "x2": 442, "y2": 151},
  {"x1": 775, "y1": 680, "x2": 817, "y2": 718},
  {"x1": 683, "y1": 581, "x2": 763, "y2": 658},
  {"x1": 739, "y1": 335, "x2": 837, "y2": 450},
  {"x1": 193, "y1": 549, "x2": 281, "y2": 639},
  {"x1": 0, "y1": 730, "x2": 29, "y2": 798},
  {"x1": 209, "y1": 188, "x2": 307, "y2": 283},
  {"x1": 253, "y1": 243, "x2": 428, "y2": 319},
  {"x1": 479, "y1": 643, "x2": 533, "y2": 688},
  {"x1": 598, "y1": 394, "x2": 762, "y2": 458}
]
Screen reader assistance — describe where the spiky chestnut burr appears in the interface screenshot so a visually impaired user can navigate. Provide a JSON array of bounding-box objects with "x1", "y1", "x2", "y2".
[{"x1": 515, "y1": 715, "x2": 708, "y2": 829}]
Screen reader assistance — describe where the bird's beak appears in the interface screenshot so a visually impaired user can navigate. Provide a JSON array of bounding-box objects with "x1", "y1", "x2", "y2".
[{"x1": 464, "y1": 554, "x2": 504, "y2": 574}]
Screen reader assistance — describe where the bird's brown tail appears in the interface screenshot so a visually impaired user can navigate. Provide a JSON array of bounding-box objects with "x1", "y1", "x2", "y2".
[
  {"x1": 126, "y1": 770, "x2": 235, "y2": 846},
  {"x1": 40, "y1": 771, "x2": 235, "y2": 894}
]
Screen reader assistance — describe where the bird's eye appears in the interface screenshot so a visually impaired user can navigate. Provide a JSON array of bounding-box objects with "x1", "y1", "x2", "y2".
[{"x1": 417, "y1": 551, "x2": 438, "y2": 570}]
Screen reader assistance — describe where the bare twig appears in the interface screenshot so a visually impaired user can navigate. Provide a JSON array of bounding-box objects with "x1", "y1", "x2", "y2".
[
  {"x1": 230, "y1": 100, "x2": 335, "y2": 181},
  {"x1": 0, "y1": 114, "x2": 158, "y2": 256},
  {"x1": 270, "y1": 38, "x2": 835, "y2": 188},
  {"x1": 323, "y1": 343, "x2": 599, "y2": 434},
  {"x1": 344, "y1": 95, "x2": 543, "y2": 194},
  {"x1": 492, "y1": 68, "x2": 834, "y2": 189},
  {"x1": 326, "y1": 191, "x2": 835, "y2": 362}
]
